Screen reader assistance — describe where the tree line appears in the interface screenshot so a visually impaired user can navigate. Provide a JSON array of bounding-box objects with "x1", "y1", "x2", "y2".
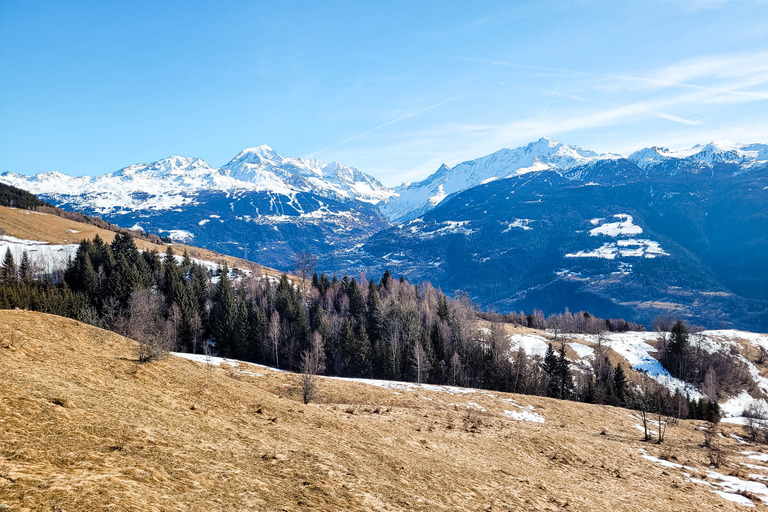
[{"x1": 0, "y1": 232, "x2": 721, "y2": 429}]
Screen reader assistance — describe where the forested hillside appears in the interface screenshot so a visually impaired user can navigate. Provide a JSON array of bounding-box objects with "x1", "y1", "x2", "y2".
[{"x1": 1, "y1": 231, "x2": 726, "y2": 424}]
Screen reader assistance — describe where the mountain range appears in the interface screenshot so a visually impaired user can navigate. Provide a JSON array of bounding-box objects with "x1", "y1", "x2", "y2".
[{"x1": 2, "y1": 138, "x2": 766, "y2": 330}]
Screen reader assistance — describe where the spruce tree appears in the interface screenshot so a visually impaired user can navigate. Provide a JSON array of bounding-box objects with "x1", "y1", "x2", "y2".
[
  {"x1": 437, "y1": 294, "x2": 450, "y2": 322},
  {"x1": 211, "y1": 264, "x2": 238, "y2": 356},
  {"x1": 365, "y1": 278, "x2": 382, "y2": 340},
  {"x1": 542, "y1": 344, "x2": 560, "y2": 398},
  {"x1": 557, "y1": 342, "x2": 574, "y2": 399},
  {"x1": 108, "y1": 253, "x2": 138, "y2": 308},
  {"x1": 2, "y1": 248, "x2": 17, "y2": 283},
  {"x1": 18, "y1": 251, "x2": 31, "y2": 281},
  {"x1": 348, "y1": 279, "x2": 367, "y2": 324},
  {"x1": 613, "y1": 363, "x2": 627, "y2": 405}
]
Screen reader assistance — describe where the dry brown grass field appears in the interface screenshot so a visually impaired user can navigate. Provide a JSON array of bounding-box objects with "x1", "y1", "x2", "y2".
[
  {"x1": 2, "y1": 310, "x2": 768, "y2": 511},
  {"x1": 0, "y1": 205, "x2": 280, "y2": 278}
]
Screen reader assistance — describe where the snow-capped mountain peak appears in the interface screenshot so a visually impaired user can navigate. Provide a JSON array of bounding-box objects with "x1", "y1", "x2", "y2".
[
  {"x1": 112, "y1": 156, "x2": 215, "y2": 178},
  {"x1": 380, "y1": 138, "x2": 619, "y2": 223},
  {"x1": 0, "y1": 145, "x2": 393, "y2": 214},
  {"x1": 629, "y1": 140, "x2": 768, "y2": 169},
  {"x1": 231, "y1": 144, "x2": 282, "y2": 164}
]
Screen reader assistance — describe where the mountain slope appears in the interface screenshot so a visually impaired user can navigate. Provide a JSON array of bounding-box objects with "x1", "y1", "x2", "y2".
[
  {"x1": 329, "y1": 156, "x2": 768, "y2": 331},
  {"x1": 0, "y1": 146, "x2": 393, "y2": 271},
  {"x1": 1, "y1": 309, "x2": 766, "y2": 511},
  {"x1": 0, "y1": 146, "x2": 392, "y2": 214},
  {"x1": 0, "y1": 204, "x2": 280, "y2": 278},
  {"x1": 380, "y1": 138, "x2": 620, "y2": 223}
]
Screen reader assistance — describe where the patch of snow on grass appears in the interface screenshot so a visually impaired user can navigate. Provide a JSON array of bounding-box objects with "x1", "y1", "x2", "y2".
[
  {"x1": 715, "y1": 491, "x2": 755, "y2": 507},
  {"x1": 504, "y1": 409, "x2": 545, "y2": 423},
  {"x1": 640, "y1": 452, "x2": 684, "y2": 469},
  {"x1": 568, "y1": 342, "x2": 594, "y2": 360},
  {"x1": 467, "y1": 402, "x2": 486, "y2": 412},
  {"x1": 742, "y1": 451, "x2": 768, "y2": 463},
  {"x1": 172, "y1": 352, "x2": 274, "y2": 375},
  {"x1": 722, "y1": 392, "x2": 768, "y2": 419},
  {"x1": 706, "y1": 470, "x2": 768, "y2": 505},
  {"x1": 508, "y1": 333, "x2": 550, "y2": 357}
]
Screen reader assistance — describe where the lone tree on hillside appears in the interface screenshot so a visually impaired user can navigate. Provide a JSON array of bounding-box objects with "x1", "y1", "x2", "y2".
[{"x1": 300, "y1": 331, "x2": 326, "y2": 404}]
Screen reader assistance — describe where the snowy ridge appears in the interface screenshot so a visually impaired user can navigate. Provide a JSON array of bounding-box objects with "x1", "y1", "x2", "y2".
[
  {"x1": 629, "y1": 140, "x2": 768, "y2": 170},
  {"x1": 0, "y1": 146, "x2": 392, "y2": 214},
  {"x1": 380, "y1": 137, "x2": 619, "y2": 223},
  {"x1": 381, "y1": 138, "x2": 768, "y2": 223}
]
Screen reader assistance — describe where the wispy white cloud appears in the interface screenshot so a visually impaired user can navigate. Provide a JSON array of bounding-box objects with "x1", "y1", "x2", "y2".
[
  {"x1": 654, "y1": 112, "x2": 701, "y2": 126},
  {"x1": 539, "y1": 74, "x2": 562, "y2": 121},
  {"x1": 306, "y1": 97, "x2": 458, "y2": 159},
  {"x1": 341, "y1": 97, "x2": 458, "y2": 144}
]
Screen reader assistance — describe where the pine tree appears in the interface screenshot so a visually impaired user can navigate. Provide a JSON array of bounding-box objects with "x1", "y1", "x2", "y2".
[
  {"x1": 108, "y1": 253, "x2": 139, "y2": 308},
  {"x1": 542, "y1": 343, "x2": 560, "y2": 398},
  {"x1": 430, "y1": 320, "x2": 446, "y2": 366},
  {"x1": 669, "y1": 320, "x2": 689, "y2": 356},
  {"x1": 348, "y1": 279, "x2": 367, "y2": 324},
  {"x1": 668, "y1": 320, "x2": 690, "y2": 379},
  {"x1": 380, "y1": 269, "x2": 392, "y2": 289},
  {"x1": 613, "y1": 363, "x2": 627, "y2": 405},
  {"x1": 211, "y1": 264, "x2": 238, "y2": 356},
  {"x1": 81, "y1": 255, "x2": 101, "y2": 306},
  {"x1": 437, "y1": 294, "x2": 450, "y2": 322},
  {"x1": 365, "y1": 279, "x2": 382, "y2": 341},
  {"x1": 232, "y1": 299, "x2": 249, "y2": 359},
  {"x1": 2, "y1": 248, "x2": 17, "y2": 283},
  {"x1": 557, "y1": 342, "x2": 574, "y2": 399},
  {"x1": 18, "y1": 251, "x2": 32, "y2": 281},
  {"x1": 111, "y1": 232, "x2": 140, "y2": 264}
]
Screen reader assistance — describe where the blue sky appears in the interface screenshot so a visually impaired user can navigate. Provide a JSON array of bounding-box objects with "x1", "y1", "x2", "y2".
[{"x1": 1, "y1": 0, "x2": 768, "y2": 186}]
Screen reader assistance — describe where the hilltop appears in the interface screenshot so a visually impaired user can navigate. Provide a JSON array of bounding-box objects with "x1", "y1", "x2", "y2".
[
  {"x1": 3, "y1": 309, "x2": 768, "y2": 511},
  {"x1": 0, "y1": 204, "x2": 281, "y2": 279}
]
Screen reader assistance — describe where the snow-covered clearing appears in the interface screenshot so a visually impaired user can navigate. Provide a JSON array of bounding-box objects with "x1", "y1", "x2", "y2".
[
  {"x1": 567, "y1": 342, "x2": 594, "y2": 360},
  {"x1": 565, "y1": 239, "x2": 669, "y2": 259},
  {"x1": 578, "y1": 331, "x2": 703, "y2": 399},
  {"x1": 589, "y1": 214, "x2": 643, "y2": 237},
  {"x1": 508, "y1": 333, "x2": 550, "y2": 358},
  {"x1": 502, "y1": 219, "x2": 533, "y2": 232},
  {"x1": 0, "y1": 235, "x2": 79, "y2": 271}
]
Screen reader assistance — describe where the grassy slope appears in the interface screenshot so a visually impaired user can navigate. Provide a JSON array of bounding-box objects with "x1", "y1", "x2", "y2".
[
  {"x1": 0, "y1": 205, "x2": 282, "y2": 278},
  {"x1": 0, "y1": 310, "x2": 760, "y2": 511}
]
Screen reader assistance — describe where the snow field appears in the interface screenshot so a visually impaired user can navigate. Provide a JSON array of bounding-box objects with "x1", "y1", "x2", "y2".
[{"x1": 0, "y1": 235, "x2": 79, "y2": 272}]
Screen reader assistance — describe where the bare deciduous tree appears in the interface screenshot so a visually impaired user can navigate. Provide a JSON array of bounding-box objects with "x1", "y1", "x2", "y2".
[
  {"x1": 411, "y1": 340, "x2": 429, "y2": 384},
  {"x1": 268, "y1": 310, "x2": 281, "y2": 369},
  {"x1": 127, "y1": 289, "x2": 174, "y2": 363},
  {"x1": 292, "y1": 251, "x2": 317, "y2": 299},
  {"x1": 300, "y1": 331, "x2": 326, "y2": 404}
]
